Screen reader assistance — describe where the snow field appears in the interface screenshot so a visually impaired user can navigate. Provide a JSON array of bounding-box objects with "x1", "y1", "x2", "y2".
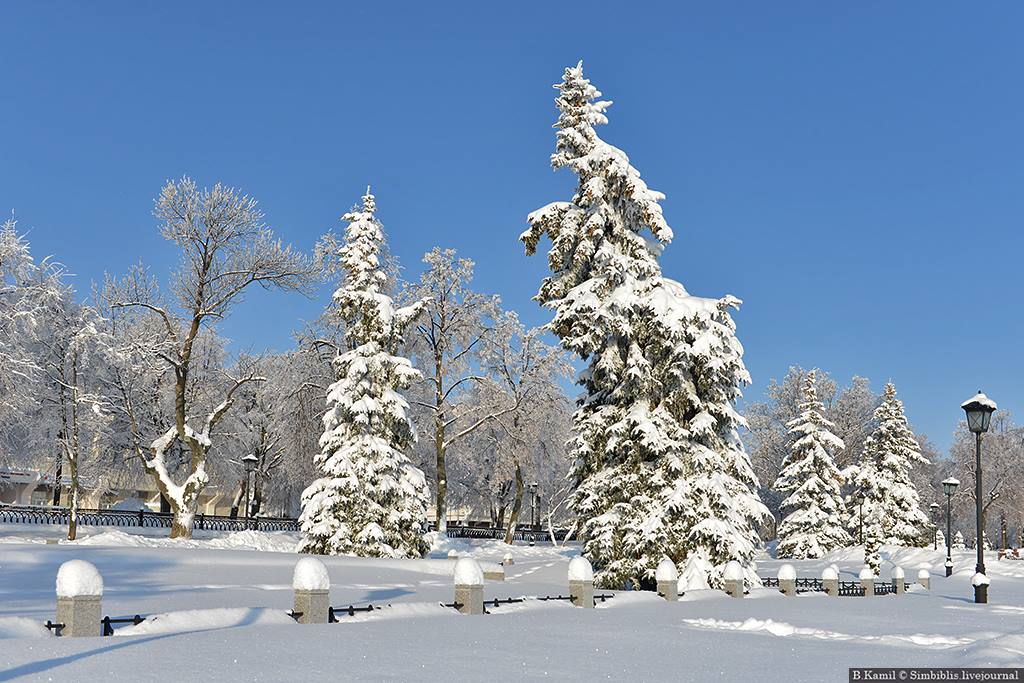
[{"x1": 2, "y1": 529, "x2": 1024, "y2": 680}]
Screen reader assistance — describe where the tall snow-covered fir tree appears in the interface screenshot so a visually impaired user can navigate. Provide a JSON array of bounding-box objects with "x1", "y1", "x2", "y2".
[
  {"x1": 849, "y1": 382, "x2": 930, "y2": 572},
  {"x1": 773, "y1": 370, "x2": 851, "y2": 559},
  {"x1": 299, "y1": 189, "x2": 430, "y2": 558},
  {"x1": 521, "y1": 62, "x2": 767, "y2": 589}
]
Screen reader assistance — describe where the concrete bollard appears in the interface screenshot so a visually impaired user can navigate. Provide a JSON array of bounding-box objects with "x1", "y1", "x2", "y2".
[
  {"x1": 502, "y1": 552, "x2": 514, "y2": 566},
  {"x1": 453, "y1": 558, "x2": 484, "y2": 615},
  {"x1": 723, "y1": 560, "x2": 744, "y2": 598},
  {"x1": 447, "y1": 550, "x2": 459, "y2": 559},
  {"x1": 917, "y1": 569, "x2": 930, "y2": 590},
  {"x1": 56, "y1": 560, "x2": 103, "y2": 637},
  {"x1": 483, "y1": 564, "x2": 505, "y2": 581},
  {"x1": 891, "y1": 566, "x2": 905, "y2": 595},
  {"x1": 568, "y1": 557, "x2": 595, "y2": 608},
  {"x1": 292, "y1": 557, "x2": 330, "y2": 624},
  {"x1": 778, "y1": 563, "x2": 796, "y2": 597},
  {"x1": 655, "y1": 558, "x2": 678, "y2": 601},
  {"x1": 859, "y1": 565, "x2": 875, "y2": 597},
  {"x1": 822, "y1": 566, "x2": 839, "y2": 597}
]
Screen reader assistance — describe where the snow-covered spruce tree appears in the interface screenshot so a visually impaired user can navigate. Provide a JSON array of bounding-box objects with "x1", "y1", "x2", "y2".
[
  {"x1": 773, "y1": 370, "x2": 851, "y2": 559},
  {"x1": 850, "y1": 382, "x2": 930, "y2": 572},
  {"x1": 521, "y1": 62, "x2": 767, "y2": 589},
  {"x1": 299, "y1": 189, "x2": 430, "y2": 558},
  {"x1": 952, "y1": 530, "x2": 965, "y2": 550}
]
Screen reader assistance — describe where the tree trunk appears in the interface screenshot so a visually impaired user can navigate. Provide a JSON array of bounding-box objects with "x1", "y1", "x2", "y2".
[
  {"x1": 229, "y1": 478, "x2": 246, "y2": 519},
  {"x1": 66, "y1": 353, "x2": 80, "y2": 541},
  {"x1": 503, "y1": 460, "x2": 524, "y2": 545},
  {"x1": 434, "y1": 352, "x2": 447, "y2": 533}
]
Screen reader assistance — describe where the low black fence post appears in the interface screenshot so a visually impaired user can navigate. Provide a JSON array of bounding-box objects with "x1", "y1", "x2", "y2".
[{"x1": 138, "y1": 509, "x2": 145, "y2": 527}]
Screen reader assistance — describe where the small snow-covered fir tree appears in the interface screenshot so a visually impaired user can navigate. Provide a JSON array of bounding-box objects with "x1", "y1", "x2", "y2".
[
  {"x1": 952, "y1": 530, "x2": 966, "y2": 551},
  {"x1": 935, "y1": 528, "x2": 945, "y2": 548},
  {"x1": 773, "y1": 370, "x2": 851, "y2": 559},
  {"x1": 850, "y1": 383, "x2": 930, "y2": 572},
  {"x1": 299, "y1": 189, "x2": 430, "y2": 558},
  {"x1": 521, "y1": 62, "x2": 767, "y2": 589}
]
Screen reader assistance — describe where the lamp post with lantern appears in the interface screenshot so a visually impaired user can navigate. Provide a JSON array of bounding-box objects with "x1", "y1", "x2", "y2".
[
  {"x1": 942, "y1": 477, "x2": 959, "y2": 577},
  {"x1": 242, "y1": 453, "x2": 258, "y2": 529},
  {"x1": 961, "y1": 391, "x2": 997, "y2": 603},
  {"x1": 930, "y1": 502, "x2": 941, "y2": 549}
]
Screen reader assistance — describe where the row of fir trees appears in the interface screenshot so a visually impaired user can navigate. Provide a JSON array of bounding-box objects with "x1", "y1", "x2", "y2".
[
  {"x1": 773, "y1": 371, "x2": 931, "y2": 572},
  {"x1": 297, "y1": 61, "x2": 927, "y2": 588}
]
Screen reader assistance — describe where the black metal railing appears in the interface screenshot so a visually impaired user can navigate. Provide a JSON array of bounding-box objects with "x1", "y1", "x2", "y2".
[
  {"x1": 838, "y1": 581, "x2": 865, "y2": 596},
  {"x1": 427, "y1": 522, "x2": 570, "y2": 542},
  {"x1": 0, "y1": 504, "x2": 298, "y2": 532},
  {"x1": 102, "y1": 615, "x2": 145, "y2": 636}
]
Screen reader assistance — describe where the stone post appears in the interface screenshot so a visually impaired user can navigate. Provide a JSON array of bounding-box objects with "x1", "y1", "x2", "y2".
[
  {"x1": 778, "y1": 563, "x2": 796, "y2": 597},
  {"x1": 859, "y1": 565, "x2": 875, "y2": 597},
  {"x1": 891, "y1": 566, "x2": 905, "y2": 595},
  {"x1": 723, "y1": 560, "x2": 744, "y2": 598},
  {"x1": 655, "y1": 558, "x2": 678, "y2": 601},
  {"x1": 821, "y1": 566, "x2": 839, "y2": 597},
  {"x1": 917, "y1": 569, "x2": 930, "y2": 590},
  {"x1": 453, "y1": 558, "x2": 484, "y2": 615},
  {"x1": 483, "y1": 564, "x2": 505, "y2": 581},
  {"x1": 568, "y1": 557, "x2": 595, "y2": 608},
  {"x1": 292, "y1": 557, "x2": 330, "y2": 624},
  {"x1": 55, "y1": 560, "x2": 103, "y2": 637}
]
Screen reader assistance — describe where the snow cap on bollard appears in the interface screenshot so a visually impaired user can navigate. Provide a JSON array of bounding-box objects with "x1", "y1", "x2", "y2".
[
  {"x1": 971, "y1": 572, "x2": 990, "y2": 587},
  {"x1": 917, "y1": 568, "x2": 930, "y2": 580},
  {"x1": 891, "y1": 566, "x2": 905, "y2": 580},
  {"x1": 503, "y1": 552, "x2": 514, "y2": 566},
  {"x1": 821, "y1": 566, "x2": 838, "y2": 580},
  {"x1": 453, "y1": 557, "x2": 484, "y2": 586},
  {"x1": 56, "y1": 560, "x2": 103, "y2": 597},
  {"x1": 723, "y1": 561, "x2": 744, "y2": 582},
  {"x1": 777, "y1": 564, "x2": 796, "y2": 581},
  {"x1": 568, "y1": 556, "x2": 594, "y2": 583},
  {"x1": 858, "y1": 565, "x2": 874, "y2": 580},
  {"x1": 447, "y1": 550, "x2": 460, "y2": 559},
  {"x1": 656, "y1": 558, "x2": 679, "y2": 583},
  {"x1": 292, "y1": 557, "x2": 330, "y2": 591}
]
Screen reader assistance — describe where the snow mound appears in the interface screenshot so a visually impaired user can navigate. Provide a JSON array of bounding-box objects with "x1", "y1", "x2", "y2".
[
  {"x1": 723, "y1": 561, "x2": 743, "y2": 582},
  {"x1": 57, "y1": 559, "x2": 103, "y2": 597},
  {"x1": 0, "y1": 617, "x2": 53, "y2": 639},
  {"x1": 655, "y1": 558, "x2": 678, "y2": 582},
  {"x1": 453, "y1": 557, "x2": 483, "y2": 586},
  {"x1": 679, "y1": 553, "x2": 712, "y2": 591},
  {"x1": 777, "y1": 564, "x2": 796, "y2": 581},
  {"x1": 683, "y1": 618, "x2": 973, "y2": 648},
  {"x1": 568, "y1": 556, "x2": 593, "y2": 582},
  {"x1": 292, "y1": 557, "x2": 330, "y2": 591},
  {"x1": 116, "y1": 608, "x2": 295, "y2": 636},
  {"x1": 71, "y1": 528, "x2": 299, "y2": 553}
]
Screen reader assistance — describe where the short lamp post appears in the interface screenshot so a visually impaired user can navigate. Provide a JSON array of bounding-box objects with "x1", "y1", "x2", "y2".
[
  {"x1": 942, "y1": 477, "x2": 959, "y2": 577},
  {"x1": 242, "y1": 453, "x2": 258, "y2": 529},
  {"x1": 930, "y1": 503, "x2": 941, "y2": 550},
  {"x1": 528, "y1": 482, "x2": 539, "y2": 529},
  {"x1": 962, "y1": 391, "x2": 997, "y2": 604}
]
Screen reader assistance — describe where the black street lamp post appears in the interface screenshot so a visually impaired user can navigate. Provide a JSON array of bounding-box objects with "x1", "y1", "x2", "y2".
[
  {"x1": 942, "y1": 477, "x2": 959, "y2": 577},
  {"x1": 962, "y1": 391, "x2": 997, "y2": 604},
  {"x1": 930, "y1": 503, "x2": 941, "y2": 550},
  {"x1": 242, "y1": 453, "x2": 258, "y2": 530}
]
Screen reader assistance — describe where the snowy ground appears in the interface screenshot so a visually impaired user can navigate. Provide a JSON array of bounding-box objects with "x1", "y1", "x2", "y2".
[{"x1": 1, "y1": 525, "x2": 1023, "y2": 681}]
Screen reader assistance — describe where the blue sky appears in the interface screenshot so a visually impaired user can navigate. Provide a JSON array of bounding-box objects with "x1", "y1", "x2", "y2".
[{"x1": 2, "y1": 2, "x2": 1021, "y2": 452}]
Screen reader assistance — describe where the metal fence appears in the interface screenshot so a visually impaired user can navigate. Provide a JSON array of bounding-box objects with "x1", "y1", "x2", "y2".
[
  {"x1": 0, "y1": 504, "x2": 299, "y2": 532},
  {"x1": 430, "y1": 523, "x2": 570, "y2": 542},
  {"x1": 761, "y1": 576, "x2": 909, "y2": 596}
]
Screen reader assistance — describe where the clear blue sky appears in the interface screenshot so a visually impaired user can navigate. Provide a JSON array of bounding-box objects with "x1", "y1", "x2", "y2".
[{"x1": 3, "y1": 2, "x2": 1022, "y2": 452}]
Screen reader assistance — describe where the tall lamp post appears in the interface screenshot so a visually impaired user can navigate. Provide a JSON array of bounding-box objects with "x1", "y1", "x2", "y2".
[
  {"x1": 242, "y1": 453, "x2": 258, "y2": 529},
  {"x1": 942, "y1": 477, "x2": 959, "y2": 577},
  {"x1": 961, "y1": 391, "x2": 997, "y2": 604},
  {"x1": 930, "y1": 503, "x2": 941, "y2": 549}
]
